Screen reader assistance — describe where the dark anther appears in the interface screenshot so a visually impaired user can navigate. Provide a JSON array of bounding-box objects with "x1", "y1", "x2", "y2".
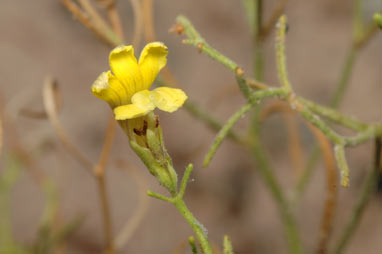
[
  {"x1": 155, "y1": 116, "x2": 159, "y2": 128},
  {"x1": 133, "y1": 128, "x2": 142, "y2": 136},
  {"x1": 133, "y1": 121, "x2": 148, "y2": 136},
  {"x1": 285, "y1": 23, "x2": 289, "y2": 34},
  {"x1": 142, "y1": 120, "x2": 148, "y2": 135}
]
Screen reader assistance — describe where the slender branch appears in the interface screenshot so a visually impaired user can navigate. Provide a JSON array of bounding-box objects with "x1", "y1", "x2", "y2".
[
  {"x1": 203, "y1": 88, "x2": 285, "y2": 167},
  {"x1": 42, "y1": 77, "x2": 94, "y2": 173},
  {"x1": 188, "y1": 236, "x2": 199, "y2": 254},
  {"x1": 203, "y1": 102, "x2": 254, "y2": 167},
  {"x1": 250, "y1": 133, "x2": 303, "y2": 254},
  {"x1": 142, "y1": 0, "x2": 156, "y2": 42},
  {"x1": 223, "y1": 235, "x2": 234, "y2": 254},
  {"x1": 297, "y1": 0, "x2": 379, "y2": 196},
  {"x1": 260, "y1": 0, "x2": 289, "y2": 41},
  {"x1": 275, "y1": 15, "x2": 292, "y2": 92},
  {"x1": 61, "y1": 0, "x2": 122, "y2": 47},
  {"x1": 178, "y1": 164, "x2": 193, "y2": 199},
  {"x1": 183, "y1": 100, "x2": 241, "y2": 143},
  {"x1": 252, "y1": 0, "x2": 264, "y2": 80},
  {"x1": 96, "y1": 0, "x2": 125, "y2": 40},
  {"x1": 96, "y1": 175, "x2": 115, "y2": 254},
  {"x1": 130, "y1": 0, "x2": 143, "y2": 48},
  {"x1": 177, "y1": 16, "x2": 238, "y2": 72},
  {"x1": 297, "y1": 97, "x2": 367, "y2": 131},
  {"x1": 309, "y1": 126, "x2": 337, "y2": 254},
  {"x1": 172, "y1": 199, "x2": 213, "y2": 254},
  {"x1": 334, "y1": 137, "x2": 381, "y2": 253},
  {"x1": 333, "y1": 165, "x2": 378, "y2": 253}
]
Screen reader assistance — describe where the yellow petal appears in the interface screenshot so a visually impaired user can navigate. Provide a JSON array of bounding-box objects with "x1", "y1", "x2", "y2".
[
  {"x1": 109, "y1": 45, "x2": 144, "y2": 94},
  {"x1": 138, "y1": 42, "x2": 168, "y2": 89},
  {"x1": 91, "y1": 72, "x2": 121, "y2": 108},
  {"x1": 131, "y1": 90, "x2": 155, "y2": 111},
  {"x1": 150, "y1": 87, "x2": 187, "y2": 113},
  {"x1": 114, "y1": 104, "x2": 150, "y2": 120},
  {"x1": 114, "y1": 90, "x2": 155, "y2": 120},
  {"x1": 106, "y1": 71, "x2": 131, "y2": 105}
]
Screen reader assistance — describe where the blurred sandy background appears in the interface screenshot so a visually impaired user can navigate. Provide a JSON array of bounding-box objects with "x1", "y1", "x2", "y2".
[{"x1": 1, "y1": 0, "x2": 382, "y2": 253}]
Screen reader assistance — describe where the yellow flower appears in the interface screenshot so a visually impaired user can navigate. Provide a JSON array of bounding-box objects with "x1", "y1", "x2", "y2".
[{"x1": 91, "y1": 42, "x2": 187, "y2": 120}]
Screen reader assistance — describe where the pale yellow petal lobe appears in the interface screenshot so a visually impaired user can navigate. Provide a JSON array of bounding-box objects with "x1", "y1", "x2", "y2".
[
  {"x1": 114, "y1": 90, "x2": 155, "y2": 120},
  {"x1": 114, "y1": 104, "x2": 150, "y2": 120},
  {"x1": 150, "y1": 87, "x2": 188, "y2": 113},
  {"x1": 131, "y1": 90, "x2": 155, "y2": 111},
  {"x1": 109, "y1": 45, "x2": 144, "y2": 94},
  {"x1": 91, "y1": 72, "x2": 121, "y2": 107},
  {"x1": 138, "y1": 42, "x2": 168, "y2": 89}
]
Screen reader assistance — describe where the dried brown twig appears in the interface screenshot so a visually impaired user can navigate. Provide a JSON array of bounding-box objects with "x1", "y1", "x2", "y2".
[
  {"x1": 95, "y1": 0, "x2": 125, "y2": 40},
  {"x1": 309, "y1": 125, "x2": 337, "y2": 254},
  {"x1": 42, "y1": 77, "x2": 94, "y2": 173},
  {"x1": 42, "y1": 76, "x2": 116, "y2": 253}
]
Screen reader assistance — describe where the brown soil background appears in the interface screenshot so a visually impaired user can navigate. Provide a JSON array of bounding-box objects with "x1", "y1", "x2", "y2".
[{"x1": 1, "y1": 0, "x2": 381, "y2": 253}]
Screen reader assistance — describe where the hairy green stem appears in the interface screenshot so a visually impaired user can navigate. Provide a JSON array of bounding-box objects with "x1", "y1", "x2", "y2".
[
  {"x1": 203, "y1": 102, "x2": 254, "y2": 167},
  {"x1": 296, "y1": 0, "x2": 378, "y2": 196},
  {"x1": 297, "y1": 97, "x2": 367, "y2": 131},
  {"x1": 173, "y1": 199, "x2": 212, "y2": 254}
]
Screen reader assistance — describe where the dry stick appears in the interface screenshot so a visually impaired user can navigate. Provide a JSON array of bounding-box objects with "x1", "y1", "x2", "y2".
[
  {"x1": 42, "y1": 77, "x2": 93, "y2": 173},
  {"x1": 94, "y1": 116, "x2": 116, "y2": 254},
  {"x1": 259, "y1": 0, "x2": 288, "y2": 41},
  {"x1": 115, "y1": 161, "x2": 150, "y2": 250},
  {"x1": 130, "y1": 0, "x2": 144, "y2": 48},
  {"x1": 19, "y1": 89, "x2": 61, "y2": 120},
  {"x1": 0, "y1": 116, "x2": 2, "y2": 156},
  {"x1": 142, "y1": 0, "x2": 156, "y2": 42},
  {"x1": 308, "y1": 125, "x2": 337, "y2": 254},
  {"x1": 61, "y1": 0, "x2": 122, "y2": 47},
  {"x1": 0, "y1": 93, "x2": 46, "y2": 186},
  {"x1": 78, "y1": 0, "x2": 111, "y2": 31},
  {"x1": 42, "y1": 78, "x2": 116, "y2": 253},
  {"x1": 96, "y1": 0, "x2": 125, "y2": 40},
  {"x1": 142, "y1": 0, "x2": 181, "y2": 88}
]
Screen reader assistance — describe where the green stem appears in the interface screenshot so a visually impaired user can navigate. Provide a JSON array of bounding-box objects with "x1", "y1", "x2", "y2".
[
  {"x1": 275, "y1": 15, "x2": 292, "y2": 92},
  {"x1": 330, "y1": 48, "x2": 357, "y2": 108},
  {"x1": 203, "y1": 102, "x2": 254, "y2": 167},
  {"x1": 223, "y1": 235, "x2": 234, "y2": 254},
  {"x1": 253, "y1": 0, "x2": 264, "y2": 81},
  {"x1": 173, "y1": 199, "x2": 212, "y2": 254},
  {"x1": 333, "y1": 166, "x2": 377, "y2": 253},
  {"x1": 203, "y1": 88, "x2": 285, "y2": 167},
  {"x1": 250, "y1": 136, "x2": 303, "y2": 254},
  {"x1": 297, "y1": 96, "x2": 367, "y2": 131},
  {"x1": 183, "y1": 100, "x2": 241, "y2": 142}
]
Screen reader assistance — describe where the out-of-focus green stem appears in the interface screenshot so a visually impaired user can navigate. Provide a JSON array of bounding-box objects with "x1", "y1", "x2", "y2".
[
  {"x1": 250, "y1": 135, "x2": 303, "y2": 254},
  {"x1": 333, "y1": 166, "x2": 378, "y2": 253},
  {"x1": 223, "y1": 235, "x2": 234, "y2": 254},
  {"x1": 330, "y1": 49, "x2": 357, "y2": 108},
  {"x1": 295, "y1": 0, "x2": 379, "y2": 197},
  {"x1": 253, "y1": 0, "x2": 264, "y2": 81},
  {"x1": 183, "y1": 100, "x2": 242, "y2": 142}
]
